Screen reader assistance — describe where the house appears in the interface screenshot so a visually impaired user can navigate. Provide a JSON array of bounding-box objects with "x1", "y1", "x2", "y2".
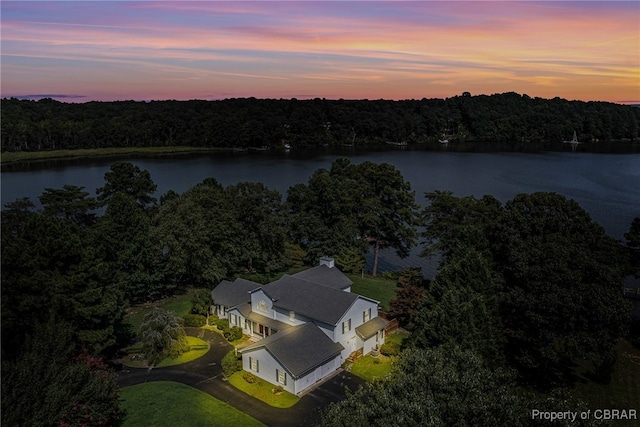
[{"x1": 210, "y1": 257, "x2": 389, "y2": 395}]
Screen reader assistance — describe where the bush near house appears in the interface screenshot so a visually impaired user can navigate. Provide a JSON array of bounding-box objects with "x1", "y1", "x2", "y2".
[
  {"x1": 222, "y1": 350, "x2": 242, "y2": 377},
  {"x1": 243, "y1": 372, "x2": 257, "y2": 384},
  {"x1": 182, "y1": 314, "x2": 206, "y2": 327}
]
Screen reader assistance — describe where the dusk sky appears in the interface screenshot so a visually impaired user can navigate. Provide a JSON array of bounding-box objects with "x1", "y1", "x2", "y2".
[{"x1": 1, "y1": 1, "x2": 639, "y2": 103}]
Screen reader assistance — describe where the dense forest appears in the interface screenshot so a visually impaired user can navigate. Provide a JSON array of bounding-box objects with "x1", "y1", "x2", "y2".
[
  {"x1": 2, "y1": 160, "x2": 639, "y2": 426},
  {"x1": 2, "y1": 93, "x2": 639, "y2": 153}
]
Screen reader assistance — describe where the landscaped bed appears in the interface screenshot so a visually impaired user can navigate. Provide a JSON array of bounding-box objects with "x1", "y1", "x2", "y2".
[
  {"x1": 228, "y1": 372, "x2": 299, "y2": 408},
  {"x1": 120, "y1": 381, "x2": 265, "y2": 427}
]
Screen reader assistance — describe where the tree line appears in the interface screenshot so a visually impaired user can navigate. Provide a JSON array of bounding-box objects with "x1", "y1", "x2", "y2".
[
  {"x1": 2, "y1": 159, "x2": 638, "y2": 425},
  {"x1": 2, "y1": 93, "x2": 639, "y2": 153}
]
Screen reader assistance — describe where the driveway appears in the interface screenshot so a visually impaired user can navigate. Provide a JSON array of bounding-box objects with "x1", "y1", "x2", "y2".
[{"x1": 117, "y1": 328, "x2": 367, "y2": 427}]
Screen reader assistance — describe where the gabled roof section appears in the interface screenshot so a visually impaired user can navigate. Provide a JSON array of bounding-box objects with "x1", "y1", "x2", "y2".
[
  {"x1": 211, "y1": 278, "x2": 262, "y2": 307},
  {"x1": 355, "y1": 317, "x2": 389, "y2": 340},
  {"x1": 233, "y1": 302, "x2": 293, "y2": 332},
  {"x1": 291, "y1": 265, "x2": 352, "y2": 291},
  {"x1": 241, "y1": 323, "x2": 344, "y2": 378},
  {"x1": 264, "y1": 275, "x2": 359, "y2": 325}
]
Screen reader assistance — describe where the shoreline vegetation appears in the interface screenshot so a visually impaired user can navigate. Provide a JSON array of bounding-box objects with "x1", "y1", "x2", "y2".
[
  {"x1": 0, "y1": 146, "x2": 229, "y2": 164},
  {"x1": 2, "y1": 93, "x2": 639, "y2": 160}
]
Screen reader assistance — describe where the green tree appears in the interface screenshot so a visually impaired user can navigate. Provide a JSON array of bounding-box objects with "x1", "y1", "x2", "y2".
[
  {"x1": 97, "y1": 191, "x2": 163, "y2": 303},
  {"x1": 411, "y1": 248, "x2": 505, "y2": 365},
  {"x1": 225, "y1": 182, "x2": 286, "y2": 273},
  {"x1": 191, "y1": 289, "x2": 212, "y2": 316},
  {"x1": 1, "y1": 210, "x2": 124, "y2": 355},
  {"x1": 624, "y1": 217, "x2": 640, "y2": 277},
  {"x1": 139, "y1": 307, "x2": 188, "y2": 366},
  {"x1": 495, "y1": 192, "x2": 630, "y2": 385},
  {"x1": 354, "y1": 161, "x2": 419, "y2": 276},
  {"x1": 151, "y1": 180, "x2": 241, "y2": 285},
  {"x1": 96, "y1": 161, "x2": 157, "y2": 208},
  {"x1": 321, "y1": 345, "x2": 596, "y2": 427},
  {"x1": 287, "y1": 158, "x2": 418, "y2": 275},
  {"x1": 39, "y1": 184, "x2": 98, "y2": 226},
  {"x1": 1, "y1": 321, "x2": 122, "y2": 427}
]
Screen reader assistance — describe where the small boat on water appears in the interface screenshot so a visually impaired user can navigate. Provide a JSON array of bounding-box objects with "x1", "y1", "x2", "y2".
[{"x1": 563, "y1": 131, "x2": 581, "y2": 150}]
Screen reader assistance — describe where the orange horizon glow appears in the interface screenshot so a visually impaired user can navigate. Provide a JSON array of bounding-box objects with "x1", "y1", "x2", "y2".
[{"x1": 1, "y1": 1, "x2": 639, "y2": 104}]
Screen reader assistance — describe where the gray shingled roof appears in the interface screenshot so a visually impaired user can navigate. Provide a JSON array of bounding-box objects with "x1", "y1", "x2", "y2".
[
  {"x1": 263, "y1": 275, "x2": 359, "y2": 325},
  {"x1": 211, "y1": 278, "x2": 262, "y2": 307},
  {"x1": 241, "y1": 323, "x2": 344, "y2": 378},
  {"x1": 233, "y1": 302, "x2": 293, "y2": 332},
  {"x1": 291, "y1": 265, "x2": 352, "y2": 290},
  {"x1": 355, "y1": 317, "x2": 389, "y2": 340}
]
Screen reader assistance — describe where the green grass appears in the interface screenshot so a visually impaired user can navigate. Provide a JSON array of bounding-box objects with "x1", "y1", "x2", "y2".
[
  {"x1": 571, "y1": 339, "x2": 640, "y2": 425},
  {"x1": 228, "y1": 372, "x2": 299, "y2": 408},
  {"x1": 385, "y1": 332, "x2": 409, "y2": 347},
  {"x1": 123, "y1": 336, "x2": 210, "y2": 368},
  {"x1": 348, "y1": 274, "x2": 397, "y2": 311},
  {"x1": 120, "y1": 381, "x2": 266, "y2": 427},
  {"x1": 1, "y1": 146, "x2": 228, "y2": 164},
  {"x1": 349, "y1": 355, "x2": 394, "y2": 382},
  {"x1": 125, "y1": 289, "x2": 203, "y2": 332}
]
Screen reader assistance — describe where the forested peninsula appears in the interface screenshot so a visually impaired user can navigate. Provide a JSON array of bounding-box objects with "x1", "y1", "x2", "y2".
[{"x1": 2, "y1": 92, "x2": 639, "y2": 156}]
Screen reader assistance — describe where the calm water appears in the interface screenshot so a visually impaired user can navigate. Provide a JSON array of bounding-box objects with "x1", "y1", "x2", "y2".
[{"x1": 2, "y1": 149, "x2": 639, "y2": 276}]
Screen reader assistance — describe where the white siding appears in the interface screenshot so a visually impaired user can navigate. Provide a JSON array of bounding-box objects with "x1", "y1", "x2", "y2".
[
  {"x1": 251, "y1": 290, "x2": 274, "y2": 316},
  {"x1": 335, "y1": 297, "x2": 378, "y2": 359},
  {"x1": 242, "y1": 348, "x2": 342, "y2": 395}
]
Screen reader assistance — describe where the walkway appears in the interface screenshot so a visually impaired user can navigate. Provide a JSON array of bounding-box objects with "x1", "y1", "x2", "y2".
[{"x1": 116, "y1": 328, "x2": 367, "y2": 427}]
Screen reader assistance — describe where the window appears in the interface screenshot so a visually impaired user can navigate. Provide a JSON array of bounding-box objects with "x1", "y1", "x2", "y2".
[
  {"x1": 289, "y1": 311, "x2": 295, "y2": 321},
  {"x1": 230, "y1": 314, "x2": 237, "y2": 326},
  {"x1": 363, "y1": 308, "x2": 371, "y2": 323},
  {"x1": 342, "y1": 318, "x2": 351, "y2": 334},
  {"x1": 277, "y1": 369, "x2": 287, "y2": 385},
  {"x1": 250, "y1": 357, "x2": 259, "y2": 372},
  {"x1": 376, "y1": 329, "x2": 384, "y2": 342}
]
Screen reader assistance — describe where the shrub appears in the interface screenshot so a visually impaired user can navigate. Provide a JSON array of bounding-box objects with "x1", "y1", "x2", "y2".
[
  {"x1": 273, "y1": 385, "x2": 284, "y2": 394},
  {"x1": 216, "y1": 318, "x2": 230, "y2": 331},
  {"x1": 380, "y1": 341, "x2": 400, "y2": 357},
  {"x1": 221, "y1": 350, "x2": 242, "y2": 377},
  {"x1": 182, "y1": 314, "x2": 206, "y2": 327},
  {"x1": 243, "y1": 372, "x2": 257, "y2": 384},
  {"x1": 224, "y1": 326, "x2": 243, "y2": 342}
]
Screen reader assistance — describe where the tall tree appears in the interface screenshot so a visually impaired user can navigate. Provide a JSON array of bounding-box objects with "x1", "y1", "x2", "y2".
[
  {"x1": 139, "y1": 307, "x2": 188, "y2": 366},
  {"x1": 354, "y1": 161, "x2": 419, "y2": 276},
  {"x1": 151, "y1": 180, "x2": 241, "y2": 285},
  {"x1": 97, "y1": 191, "x2": 163, "y2": 303},
  {"x1": 96, "y1": 161, "x2": 157, "y2": 208},
  {"x1": 39, "y1": 184, "x2": 98, "y2": 226},
  {"x1": 495, "y1": 192, "x2": 630, "y2": 384},
  {"x1": 321, "y1": 345, "x2": 596, "y2": 427},
  {"x1": 225, "y1": 182, "x2": 286, "y2": 273}
]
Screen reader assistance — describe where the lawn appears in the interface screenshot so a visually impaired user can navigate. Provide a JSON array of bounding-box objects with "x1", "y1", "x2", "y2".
[
  {"x1": 349, "y1": 355, "x2": 394, "y2": 382},
  {"x1": 120, "y1": 381, "x2": 265, "y2": 427},
  {"x1": 125, "y1": 288, "x2": 203, "y2": 332},
  {"x1": 348, "y1": 274, "x2": 397, "y2": 311},
  {"x1": 123, "y1": 336, "x2": 210, "y2": 368},
  {"x1": 571, "y1": 339, "x2": 640, "y2": 426},
  {"x1": 348, "y1": 333, "x2": 409, "y2": 382},
  {"x1": 228, "y1": 372, "x2": 299, "y2": 408}
]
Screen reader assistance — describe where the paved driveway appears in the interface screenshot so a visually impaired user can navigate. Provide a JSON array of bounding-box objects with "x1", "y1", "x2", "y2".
[{"x1": 117, "y1": 328, "x2": 367, "y2": 427}]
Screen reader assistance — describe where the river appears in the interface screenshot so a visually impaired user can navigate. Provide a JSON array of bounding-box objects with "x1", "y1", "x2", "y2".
[{"x1": 2, "y1": 148, "x2": 639, "y2": 276}]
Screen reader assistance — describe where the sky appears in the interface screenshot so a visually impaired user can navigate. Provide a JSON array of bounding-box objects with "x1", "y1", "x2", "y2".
[{"x1": 1, "y1": 1, "x2": 639, "y2": 103}]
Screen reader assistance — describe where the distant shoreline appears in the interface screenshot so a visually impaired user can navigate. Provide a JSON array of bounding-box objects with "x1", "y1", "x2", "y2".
[{"x1": 0, "y1": 146, "x2": 231, "y2": 165}]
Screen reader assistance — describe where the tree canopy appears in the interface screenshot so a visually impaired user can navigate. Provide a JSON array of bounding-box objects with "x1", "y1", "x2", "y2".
[{"x1": 2, "y1": 93, "x2": 638, "y2": 152}]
